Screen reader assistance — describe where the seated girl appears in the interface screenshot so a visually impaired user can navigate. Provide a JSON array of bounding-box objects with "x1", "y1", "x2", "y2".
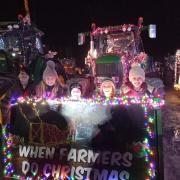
[
  {"x1": 36, "y1": 61, "x2": 65, "y2": 99},
  {"x1": 100, "y1": 78, "x2": 116, "y2": 98},
  {"x1": 122, "y1": 64, "x2": 165, "y2": 97},
  {"x1": 121, "y1": 64, "x2": 148, "y2": 97},
  {"x1": 11, "y1": 65, "x2": 35, "y2": 102},
  {"x1": 69, "y1": 82, "x2": 82, "y2": 100}
]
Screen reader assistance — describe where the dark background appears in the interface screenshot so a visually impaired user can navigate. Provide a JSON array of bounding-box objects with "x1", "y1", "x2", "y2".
[{"x1": 0, "y1": 0, "x2": 180, "y2": 67}]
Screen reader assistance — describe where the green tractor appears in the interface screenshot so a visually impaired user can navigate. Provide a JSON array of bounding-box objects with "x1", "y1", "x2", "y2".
[{"x1": 79, "y1": 18, "x2": 156, "y2": 92}]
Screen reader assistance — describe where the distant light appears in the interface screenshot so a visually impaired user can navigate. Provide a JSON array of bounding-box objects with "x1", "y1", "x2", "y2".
[
  {"x1": 122, "y1": 27, "x2": 126, "y2": 32},
  {"x1": 127, "y1": 27, "x2": 131, "y2": 31},
  {"x1": 149, "y1": 24, "x2": 156, "y2": 38},
  {"x1": 104, "y1": 29, "x2": 108, "y2": 34},
  {"x1": 0, "y1": 38, "x2": 5, "y2": 49},
  {"x1": 78, "y1": 33, "x2": 85, "y2": 45},
  {"x1": 13, "y1": 24, "x2": 19, "y2": 29},
  {"x1": 176, "y1": 49, "x2": 180, "y2": 56},
  {"x1": 7, "y1": 25, "x2": 13, "y2": 30},
  {"x1": 11, "y1": 52, "x2": 16, "y2": 57}
]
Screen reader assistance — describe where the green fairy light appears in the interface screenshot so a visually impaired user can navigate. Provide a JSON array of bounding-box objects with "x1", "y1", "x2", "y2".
[
  {"x1": 7, "y1": 154, "x2": 12, "y2": 159},
  {"x1": 148, "y1": 117, "x2": 154, "y2": 123}
]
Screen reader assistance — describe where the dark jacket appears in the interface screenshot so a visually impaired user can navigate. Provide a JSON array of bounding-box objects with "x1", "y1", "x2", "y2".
[
  {"x1": 10, "y1": 80, "x2": 35, "y2": 103},
  {"x1": 0, "y1": 72, "x2": 16, "y2": 125}
]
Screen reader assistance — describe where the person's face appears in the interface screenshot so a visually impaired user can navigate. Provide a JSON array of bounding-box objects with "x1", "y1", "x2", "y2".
[
  {"x1": 18, "y1": 71, "x2": 29, "y2": 85},
  {"x1": 44, "y1": 76, "x2": 56, "y2": 86},
  {"x1": 71, "y1": 87, "x2": 81, "y2": 99},
  {"x1": 101, "y1": 81, "x2": 113, "y2": 98},
  {"x1": 131, "y1": 76, "x2": 144, "y2": 88}
]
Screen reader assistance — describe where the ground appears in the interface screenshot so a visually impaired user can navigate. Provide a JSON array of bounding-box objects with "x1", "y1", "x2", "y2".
[{"x1": 163, "y1": 88, "x2": 180, "y2": 180}]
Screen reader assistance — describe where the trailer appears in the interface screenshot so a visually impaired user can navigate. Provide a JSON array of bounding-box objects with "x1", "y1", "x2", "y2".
[{"x1": 0, "y1": 95, "x2": 164, "y2": 180}]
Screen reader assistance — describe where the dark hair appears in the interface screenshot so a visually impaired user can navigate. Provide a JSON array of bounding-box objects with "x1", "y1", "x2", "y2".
[
  {"x1": 18, "y1": 64, "x2": 30, "y2": 75},
  {"x1": 69, "y1": 83, "x2": 82, "y2": 93}
]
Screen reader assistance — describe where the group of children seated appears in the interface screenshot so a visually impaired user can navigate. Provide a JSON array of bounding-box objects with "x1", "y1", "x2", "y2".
[
  {"x1": 11, "y1": 60, "x2": 65, "y2": 102},
  {"x1": 11, "y1": 59, "x2": 164, "y2": 103},
  {"x1": 0, "y1": 59, "x2": 164, "y2": 126},
  {"x1": 98, "y1": 64, "x2": 164, "y2": 99}
]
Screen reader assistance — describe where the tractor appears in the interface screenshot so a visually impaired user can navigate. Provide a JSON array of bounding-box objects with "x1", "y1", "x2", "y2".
[{"x1": 78, "y1": 18, "x2": 157, "y2": 94}]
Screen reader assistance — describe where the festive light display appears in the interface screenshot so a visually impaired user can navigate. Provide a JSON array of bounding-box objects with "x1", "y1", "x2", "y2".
[
  {"x1": 2, "y1": 96, "x2": 164, "y2": 179},
  {"x1": 91, "y1": 24, "x2": 136, "y2": 36},
  {"x1": 11, "y1": 95, "x2": 164, "y2": 108},
  {"x1": 0, "y1": 38, "x2": 5, "y2": 50},
  {"x1": 143, "y1": 107, "x2": 156, "y2": 179},
  {"x1": 148, "y1": 25, "x2": 156, "y2": 39},
  {"x1": 174, "y1": 49, "x2": 180, "y2": 91}
]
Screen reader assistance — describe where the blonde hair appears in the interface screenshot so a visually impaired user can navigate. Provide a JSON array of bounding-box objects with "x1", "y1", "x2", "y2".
[
  {"x1": 100, "y1": 79, "x2": 116, "y2": 98},
  {"x1": 36, "y1": 81, "x2": 60, "y2": 98}
]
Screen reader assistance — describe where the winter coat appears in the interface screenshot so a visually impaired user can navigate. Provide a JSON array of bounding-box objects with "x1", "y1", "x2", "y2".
[
  {"x1": 10, "y1": 81, "x2": 35, "y2": 103},
  {"x1": 122, "y1": 82, "x2": 149, "y2": 97}
]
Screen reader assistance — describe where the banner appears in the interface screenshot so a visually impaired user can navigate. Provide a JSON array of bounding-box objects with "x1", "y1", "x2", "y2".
[{"x1": 2, "y1": 98, "x2": 160, "y2": 179}]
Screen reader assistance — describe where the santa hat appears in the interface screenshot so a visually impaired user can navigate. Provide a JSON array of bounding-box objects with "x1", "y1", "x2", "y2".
[
  {"x1": 129, "y1": 64, "x2": 145, "y2": 82},
  {"x1": 43, "y1": 60, "x2": 58, "y2": 80}
]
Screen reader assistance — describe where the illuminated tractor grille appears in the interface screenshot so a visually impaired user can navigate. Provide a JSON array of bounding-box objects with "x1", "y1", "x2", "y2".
[
  {"x1": 96, "y1": 63, "x2": 122, "y2": 76},
  {"x1": 96, "y1": 55, "x2": 123, "y2": 76}
]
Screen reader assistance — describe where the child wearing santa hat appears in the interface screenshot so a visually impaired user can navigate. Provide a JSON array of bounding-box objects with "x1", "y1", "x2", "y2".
[{"x1": 36, "y1": 61, "x2": 65, "y2": 98}]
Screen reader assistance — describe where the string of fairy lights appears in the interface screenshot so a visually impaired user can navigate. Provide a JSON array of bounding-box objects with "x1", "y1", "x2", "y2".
[
  {"x1": 2, "y1": 96, "x2": 164, "y2": 179},
  {"x1": 143, "y1": 107, "x2": 156, "y2": 179},
  {"x1": 10, "y1": 95, "x2": 164, "y2": 108}
]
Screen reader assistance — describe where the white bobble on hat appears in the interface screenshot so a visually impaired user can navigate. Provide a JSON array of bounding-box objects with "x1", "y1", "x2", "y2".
[{"x1": 46, "y1": 60, "x2": 56, "y2": 69}]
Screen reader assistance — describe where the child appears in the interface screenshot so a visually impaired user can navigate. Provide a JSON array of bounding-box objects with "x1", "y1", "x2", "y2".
[
  {"x1": 11, "y1": 65, "x2": 34, "y2": 102},
  {"x1": 36, "y1": 61, "x2": 65, "y2": 99},
  {"x1": 122, "y1": 64, "x2": 147, "y2": 96},
  {"x1": 100, "y1": 78, "x2": 116, "y2": 98},
  {"x1": 69, "y1": 82, "x2": 82, "y2": 100}
]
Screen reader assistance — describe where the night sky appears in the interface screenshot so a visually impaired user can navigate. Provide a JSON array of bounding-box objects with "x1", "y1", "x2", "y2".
[{"x1": 0, "y1": 0, "x2": 180, "y2": 66}]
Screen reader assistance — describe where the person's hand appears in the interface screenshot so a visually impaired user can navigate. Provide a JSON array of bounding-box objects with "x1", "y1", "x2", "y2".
[
  {"x1": 121, "y1": 85, "x2": 131, "y2": 94},
  {"x1": 44, "y1": 51, "x2": 58, "y2": 59}
]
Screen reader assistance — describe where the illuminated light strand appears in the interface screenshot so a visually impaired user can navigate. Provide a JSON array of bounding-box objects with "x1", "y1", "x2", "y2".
[
  {"x1": 11, "y1": 95, "x2": 165, "y2": 109},
  {"x1": 2, "y1": 127, "x2": 14, "y2": 177},
  {"x1": 4, "y1": 96, "x2": 163, "y2": 179},
  {"x1": 143, "y1": 107, "x2": 156, "y2": 179}
]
